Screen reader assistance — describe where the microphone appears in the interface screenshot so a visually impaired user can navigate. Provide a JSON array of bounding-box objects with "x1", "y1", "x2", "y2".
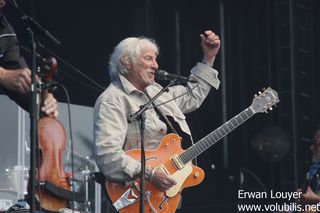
[{"x1": 155, "y1": 70, "x2": 198, "y2": 83}]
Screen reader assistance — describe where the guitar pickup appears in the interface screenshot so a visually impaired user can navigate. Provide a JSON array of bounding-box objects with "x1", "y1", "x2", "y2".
[{"x1": 171, "y1": 155, "x2": 184, "y2": 170}]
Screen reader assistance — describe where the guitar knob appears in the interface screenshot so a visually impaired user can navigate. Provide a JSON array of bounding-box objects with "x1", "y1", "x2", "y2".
[{"x1": 194, "y1": 172, "x2": 200, "y2": 178}]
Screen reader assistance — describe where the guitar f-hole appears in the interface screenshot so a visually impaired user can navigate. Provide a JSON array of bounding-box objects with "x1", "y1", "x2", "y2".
[{"x1": 159, "y1": 196, "x2": 169, "y2": 210}]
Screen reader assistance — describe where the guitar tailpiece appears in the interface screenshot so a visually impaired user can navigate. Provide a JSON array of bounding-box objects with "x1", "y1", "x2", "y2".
[
  {"x1": 113, "y1": 186, "x2": 139, "y2": 211},
  {"x1": 112, "y1": 187, "x2": 159, "y2": 213}
]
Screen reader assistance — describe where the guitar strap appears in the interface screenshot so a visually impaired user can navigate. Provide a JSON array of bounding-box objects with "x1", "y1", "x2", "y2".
[
  {"x1": 145, "y1": 92, "x2": 178, "y2": 135},
  {"x1": 145, "y1": 92, "x2": 196, "y2": 162}
]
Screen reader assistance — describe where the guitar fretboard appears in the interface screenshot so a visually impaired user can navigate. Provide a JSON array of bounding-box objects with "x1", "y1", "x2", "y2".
[{"x1": 179, "y1": 107, "x2": 255, "y2": 164}]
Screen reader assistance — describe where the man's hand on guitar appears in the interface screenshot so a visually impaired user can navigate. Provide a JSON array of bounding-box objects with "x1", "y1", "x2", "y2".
[{"x1": 146, "y1": 167, "x2": 177, "y2": 192}]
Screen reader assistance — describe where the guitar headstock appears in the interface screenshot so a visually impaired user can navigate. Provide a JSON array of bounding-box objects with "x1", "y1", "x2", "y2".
[{"x1": 251, "y1": 87, "x2": 280, "y2": 113}]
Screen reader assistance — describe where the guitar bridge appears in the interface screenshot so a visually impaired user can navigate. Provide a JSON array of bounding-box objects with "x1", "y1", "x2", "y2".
[{"x1": 171, "y1": 155, "x2": 184, "y2": 170}]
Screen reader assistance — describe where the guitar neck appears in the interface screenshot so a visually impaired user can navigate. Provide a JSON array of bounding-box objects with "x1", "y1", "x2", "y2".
[{"x1": 179, "y1": 107, "x2": 255, "y2": 164}]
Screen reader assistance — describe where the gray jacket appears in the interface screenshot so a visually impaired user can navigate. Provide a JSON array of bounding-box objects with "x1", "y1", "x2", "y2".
[{"x1": 94, "y1": 62, "x2": 220, "y2": 181}]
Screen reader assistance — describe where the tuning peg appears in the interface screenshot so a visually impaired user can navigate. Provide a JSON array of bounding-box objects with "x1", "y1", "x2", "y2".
[
  {"x1": 258, "y1": 91, "x2": 262, "y2": 95},
  {"x1": 269, "y1": 107, "x2": 273, "y2": 111},
  {"x1": 265, "y1": 111, "x2": 268, "y2": 114},
  {"x1": 254, "y1": 94, "x2": 258, "y2": 98}
]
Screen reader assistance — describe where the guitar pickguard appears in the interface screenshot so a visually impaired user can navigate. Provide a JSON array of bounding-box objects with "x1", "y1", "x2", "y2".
[{"x1": 166, "y1": 162, "x2": 193, "y2": 197}]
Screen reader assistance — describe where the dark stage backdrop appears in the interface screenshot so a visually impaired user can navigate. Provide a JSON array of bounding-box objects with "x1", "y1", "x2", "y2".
[{"x1": 3, "y1": 0, "x2": 320, "y2": 212}]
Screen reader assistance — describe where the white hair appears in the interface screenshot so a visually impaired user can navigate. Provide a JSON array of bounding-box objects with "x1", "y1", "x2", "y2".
[{"x1": 108, "y1": 37, "x2": 159, "y2": 81}]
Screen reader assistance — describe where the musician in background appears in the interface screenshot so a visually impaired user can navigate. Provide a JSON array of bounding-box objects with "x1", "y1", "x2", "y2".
[
  {"x1": 0, "y1": 0, "x2": 58, "y2": 116},
  {"x1": 298, "y1": 128, "x2": 320, "y2": 204},
  {"x1": 94, "y1": 30, "x2": 220, "y2": 195}
]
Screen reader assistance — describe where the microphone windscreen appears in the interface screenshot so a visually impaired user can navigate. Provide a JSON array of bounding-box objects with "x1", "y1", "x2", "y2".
[{"x1": 155, "y1": 69, "x2": 168, "y2": 80}]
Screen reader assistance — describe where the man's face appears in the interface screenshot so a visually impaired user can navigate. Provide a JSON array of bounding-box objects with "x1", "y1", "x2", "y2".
[
  {"x1": 0, "y1": 0, "x2": 5, "y2": 9},
  {"x1": 310, "y1": 129, "x2": 320, "y2": 162},
  {"x1": 125, "y1": 49, "x2": 158, "y2": 91}
]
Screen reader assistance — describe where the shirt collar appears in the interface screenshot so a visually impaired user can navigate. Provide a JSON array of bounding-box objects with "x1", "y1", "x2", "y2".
[
  {"x1": 117, "y1": 74, "x2": 159, "y2": 96},
  {"x1": 118, "y1": 74, "x2": 143, "y2": 95}
]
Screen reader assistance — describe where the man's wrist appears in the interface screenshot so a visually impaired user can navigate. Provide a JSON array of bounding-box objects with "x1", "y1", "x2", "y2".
[
  {"x1": 201, "y1": 58, "x2": 214, "y2": 67},
  {"x1": 145, "y1": 167, "x2": 156, "y2": 182}
]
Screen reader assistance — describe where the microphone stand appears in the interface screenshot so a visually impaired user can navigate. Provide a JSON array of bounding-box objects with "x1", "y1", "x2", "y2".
[
  {"x1": 7, "y1": 0, "x2": 61, "y2": 45},
  {"x1": 28, "y1": 25, "x2": 39, "y2": 213},
  {"x1": 7, "y1": 2, "x2": 61, "y2": 212},
  {"x1": 128, "y1": 80, "x2": 176, "y2": 213}
]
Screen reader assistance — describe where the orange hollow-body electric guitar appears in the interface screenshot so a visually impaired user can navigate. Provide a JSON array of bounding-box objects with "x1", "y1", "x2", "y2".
[{"x1": 106, "y1": 87, "x2": 279, "y2": 213}]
